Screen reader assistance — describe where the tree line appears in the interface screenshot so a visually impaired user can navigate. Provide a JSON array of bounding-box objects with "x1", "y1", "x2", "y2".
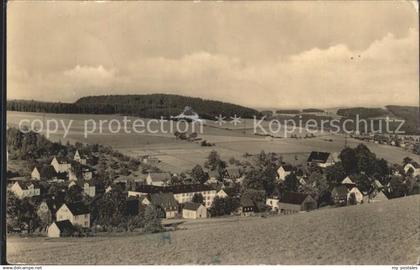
[{"x1": 8, "y1": 94, "x2": 262, "y2": 119}]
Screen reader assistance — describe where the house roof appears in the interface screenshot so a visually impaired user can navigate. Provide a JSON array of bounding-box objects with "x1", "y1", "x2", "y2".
[
  {"x1": 307, "y1": 151, "x2": 331, "y2": 163},
  {"x1": 279, "y1": 164, "x2": 294, "y2": 172},
  {"x1": 407, "y1": 162, "x2": 420, "y2": 169},
  {"x1": 331, "y1": 185, "x2": 349, "y2": 197},
  {"x1": 342, "y1": 176, "x2": 356, "y2": 185},
  {"x1": 279, "y1": 192, "x2": 312, "y2": 205},
  {"x1": 38, "y1": 165, "x2": 63, "y2": 179},
  {"x1": 65, "y1": 202, "x2": 90, "y2": 215},
  {"x1": 183, "y1": 202, "x2": 203, "y2": 211},
  {"x1": 240, "y1": 197, "x2": 254, "y2": 208},
  {"x1": 225, "y1": 167, "x2": 241, "y2": 178},
  {"x1": 150, "y1": 193, "x2": 178, "y2": 209},
  {"x1": 52, "y1": 156, "x2": 68, "y2": 164},
  {"x1": 135, "y1": 184, "x2": 216, "y2": 194},
  {"x1": 372, "y1": 191, "x2": 388, "y2": 200},
  {"x1": 220, "y1": 187, "x2": 239, "y2": 197},
  {"x1": 148, "y1": 172, "x2": 171, "y2": 182},
  {"x1": 17, "y1": 181, "x2": 39, "y2": 190},
  {"x1": 208, "y1": 170, "x2": 220, "y2": 178},
  {"x1": 169, "y1": 184, "x2": 216, "y2": 194},
  {"x1": 54, "y1": 220, "x2": 75, "y2": 232},
  {"x1": 74, "y1": 150, "x2": 87, "y2": 159}
]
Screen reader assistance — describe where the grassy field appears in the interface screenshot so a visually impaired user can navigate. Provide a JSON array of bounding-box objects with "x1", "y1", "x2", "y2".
[
  {"x1": 7, "y1": 111, "x2": 419, "y2": 173},
  {"x1": 7, "y1": 195, "x2": 420, "y2": 265}
]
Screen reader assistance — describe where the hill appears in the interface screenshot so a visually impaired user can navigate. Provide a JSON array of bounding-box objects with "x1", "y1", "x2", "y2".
[
  {"x1": 386, "y1": 105, "x2": 419, "y2": 134},
  {"x1": 7, "y1": 94, "x2": 262, "y2": 120},
  {"x1": 336, "y1": 107, "x2": 388, "y2": 118},
  {"x1": 7, "y1": 195, "x2": 420, "y2": 264}
]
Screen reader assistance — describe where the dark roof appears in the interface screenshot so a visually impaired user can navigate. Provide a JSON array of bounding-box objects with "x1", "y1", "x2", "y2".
[
  {"x1": 331, "y1": 185, "x2": 349, "y2": 197},
  {"x1": 150, "y1": 193, "x2": 178, "y2": 209},
  {"x1": 219, "y1": 187, "x2": 238, "y2": 197},
  {"x1": 225, "y1": 167, "x2": 241, "y2": 178},
  {"x1": 66, "y1": 202, "x2": 90, "y2": 215},
  {"x1": 135, "y1": 184, "x2": 216, "y2": 194},
  {"x1": 279, "y1": 192, "x2": 312, "y2": 205},
  {"x1": 135, "y1": 184, "x2": 164, "y2": 194},
  {"x1": 38, "y1": 165, "x2": 63, "y2": 178},
  {"x1": 148, "y1": 173, "x2": 171, "y2": 182},
  {"x1": 240, "y1": 197, "x2": 254, "y2": 208},
  {"x1": 183, "y1": 202, "x2": 203, "y2": 211},
  {"x1": 54, "y1": 220, "x2": 75, "y2": 232},
  {"x1": 307, "y1": 151, "x2": 331, "y2": 163},
  {"x1": 168, "y1": 184, "x2": 216, "y2": 194},
  {"x1": 17, "y1": 181, "x2": 40, "y2": 190}
]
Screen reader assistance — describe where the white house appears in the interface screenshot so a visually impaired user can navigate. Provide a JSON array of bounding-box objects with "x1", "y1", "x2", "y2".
[
  {"x1": 51, "y1": 157, "x2": 71, "y2": 173},
  {"x1": 31, "y1": 167, "x2": 41, "y2": 180},
  {"x1": 404, "y1": 162, "x2": 420, "y2": 177},
  {"x1": 56, "y1": 202, "x2": 91, "y2": 228},
  {"x1": 74, "y1": 150, "x2": 87, "y2": 165},
  {"x1": 182, "y1": 202, "x2": 207, "y2": 219},
  {"x1": 266, "y1": 197, "x2": 279, "y2": 211},
  {"x1": 347, "y1": 187, "x2": 364, "y2": 204},
  {"x1": 47, "y1": 220, "x2": 75, "y2": 238},
  {"x1": 277, "y1": 165, "x2": 293, "y2": 181},
  {"x1": 146, "y1": 172, "x2": 171, "y2": 186},
  {"x1": 68, "y1": 169, "x2": 78, "y2": 181},
  {"x1": 83, "y1": 182, "x2": 96, "y2": 197},
  {"x1": 9, "y1": 182, "x2": 40, "y2": 199},
  {"x1": 170, "y1": 185, "x2": 217, "y2": 208}
]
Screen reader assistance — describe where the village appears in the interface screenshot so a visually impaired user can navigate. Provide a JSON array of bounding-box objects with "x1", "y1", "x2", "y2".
[{"x1": 5, "y1": 126, "x2": 420, "y2": 238}]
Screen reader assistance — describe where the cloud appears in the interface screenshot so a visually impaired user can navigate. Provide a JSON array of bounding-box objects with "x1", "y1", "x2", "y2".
[{"x1": 7, "y1": 2, "x2": 418, "y2": 109}]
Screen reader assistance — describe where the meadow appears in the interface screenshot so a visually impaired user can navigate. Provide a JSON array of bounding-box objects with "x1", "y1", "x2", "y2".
[
  {"x1": 7, "y1": 195, "x2": 420, "y2": 264},
  {"x1": 7, "y1": 111, "x2": 419, "y2": 173}
]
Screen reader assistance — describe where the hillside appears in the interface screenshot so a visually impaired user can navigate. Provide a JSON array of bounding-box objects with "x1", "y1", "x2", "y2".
[
  {"x1": 386, "y1": 105, "x2": 419, "y2": 134},
  {"x1": 336, "y1": 107, "x2": 388, "y2": 118},
  {"x1": 7, "y1": 94, "x2": 262, "y2": 119},
  {"x1": 7, "y1": 195, "x2": 420, "y2": 264}
]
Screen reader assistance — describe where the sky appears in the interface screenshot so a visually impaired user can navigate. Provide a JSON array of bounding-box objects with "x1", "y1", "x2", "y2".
[{"x1": 7, "y1": 1, "x2": 419, "y2": 109}]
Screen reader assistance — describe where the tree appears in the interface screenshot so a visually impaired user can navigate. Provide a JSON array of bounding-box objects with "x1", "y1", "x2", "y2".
[
  {"x1": 192, "y1": 193, "x2": 204, "y2": 204},
  {"x1": 191, "y1": 165, "x2": 208, "y2": 184},
  {"x1": 65, "y1": 185, "x2": 85, "y2": 204},
  {"x1": 144, "y1": 205, "x2": 164, "y2": 233},
  {"x1": 283, "y1": 173, "x2": 299, "y2": 192},
  {"x1": 37, "y1": 203, "x2": 52, "y2": 231},
  {"x1": 205, "y1": 150, "x2": 226, "y2": 171},
  {"x1": 95, "y1": 186, "x2": 128, "y2": 230},
  {"x1": 242, "y1": 151, "x2": 277, "y2": 195},
  {"x1": 325, "y1": 162, "x2": 347, "y2": 188},
  {"x1": 6, "y1": 191, "x2": 20, "y2": 231},
  {"x1": 240, "y1": 188, "x2": 265, "y2": 207},
  {"x1": 351, "y1": 174, "x2": 371, "y2": 193},
  {"x1": 339, "y1": 147, "x2": 358, "y2": 175},
  {"x1": 209, "y1": 196, "x2": 240, "y2": 217}
]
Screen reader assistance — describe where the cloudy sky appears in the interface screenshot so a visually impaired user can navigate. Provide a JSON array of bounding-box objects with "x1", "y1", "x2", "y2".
[{"x1": 7, "y1": 1, "x2": 419, "y2": 109}]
